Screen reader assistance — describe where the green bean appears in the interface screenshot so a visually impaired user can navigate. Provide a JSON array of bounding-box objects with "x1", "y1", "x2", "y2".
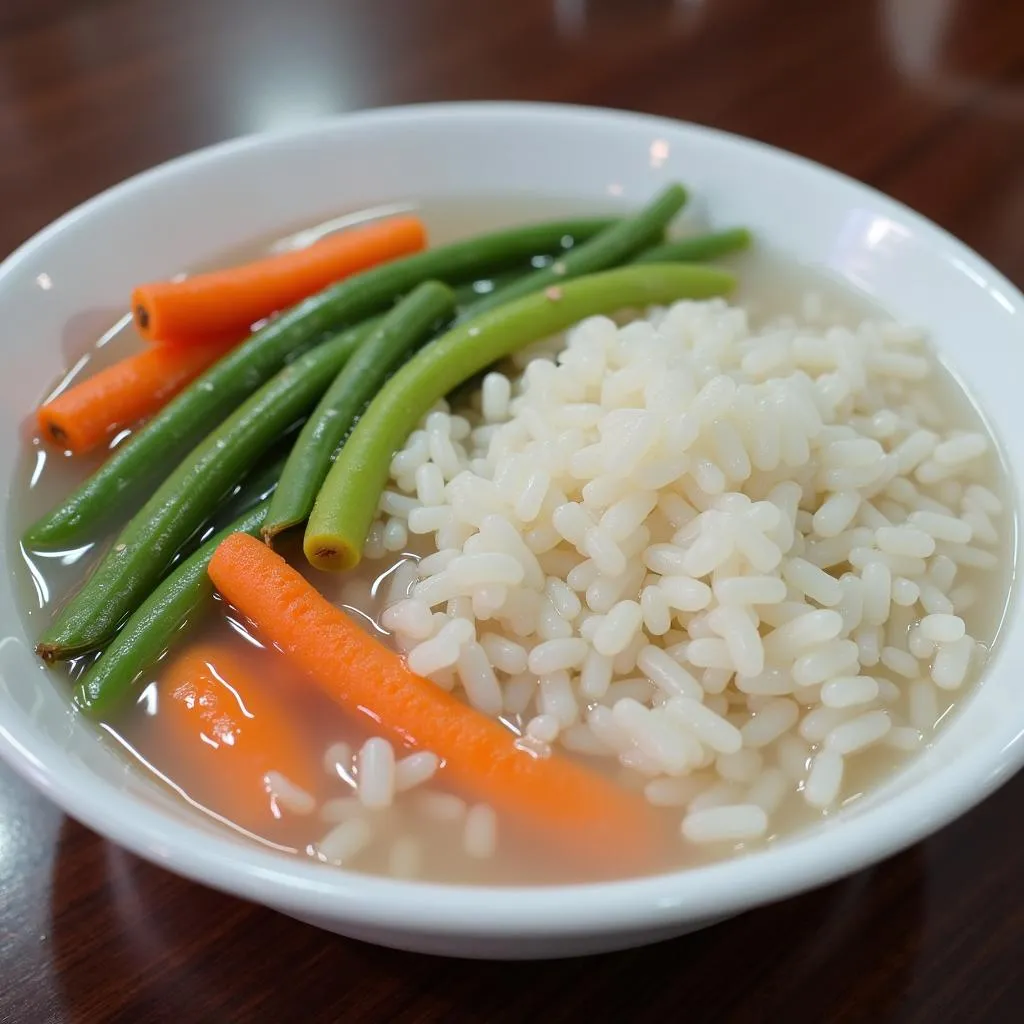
[
  {"x1": 175, "y1": 423, "x2": 309, "y2": 560},
  {"x1": 220, "y1": 453, "x2": 287, "y2": 519},
  {"x1": 37, "y1": 324, "x2": 371, "y2": 662},
  {"x1": 453, "y1": 232, "x2": 635, "y2": 308},
  {"x1": 634, "y1": 227, "x2": 752, "y2": 264},
  {"x1": 460, "y1": 185, "x2": 688, "y2": 318},
  {"x1": 264, "y1": 282, "x2": 456, "y2": 542},
  {"x1": 453, "y1": 267, "x2": 531, "y2": 308},
  {"x1": 452, "y1": 228, "x2": 746, "y2": 392},
  {"x1": 304, "y1": 262, "x2": 735, "y2": 571},
  {"x1": 192, "y1": 451, "x2": 287, "y2": 549},
  {"x1": 25, "y1": 218, "x2": 618, "y2": 550},
  {"x1": 73, "y1": 501, "x2": 270, "y2": 718},
  {"x1": 454, "y1": 227, "x2": 748, "y2": 320}
]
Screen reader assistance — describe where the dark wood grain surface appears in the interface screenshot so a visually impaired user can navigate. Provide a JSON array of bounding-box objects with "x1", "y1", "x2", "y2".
[{"x1": 2, "y1": 1, "x2": 1023, "y2": 1020}]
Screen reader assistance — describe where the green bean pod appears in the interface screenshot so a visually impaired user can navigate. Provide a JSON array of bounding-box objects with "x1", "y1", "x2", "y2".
[
  {"x1": 460, "y1": 185, "x2": 688, "y2": 318},
  {"x1": 634, "y1": 227, "x2": 752, "y2": 264},
  {"x1": 192, "y1": 451, "x2": 287, "y2": 549},
  {"x1": 455, "y1": 227, "x2": 750, "y2": 309},
  {"x1": 453, "y1": 267, "x2": 531, "y2": 308},
  {"x1": 73, "y1": 501, "x2": 270, "y2": 718},
  {"x1": 25, "y1": 218, "x2": 618, "y2": 549},
  {"x1": 264, "y1": 281, "x2": 456, "y2": 542},
  {"x1": 219, "y1": 454, "x2": 287, "y2": 520},
  {"x1": 38, "y1": 324, "x2": 372, "y2": 662},
  {"x1": 304, "y1": 262, "x2": 735, "y2": 571}
]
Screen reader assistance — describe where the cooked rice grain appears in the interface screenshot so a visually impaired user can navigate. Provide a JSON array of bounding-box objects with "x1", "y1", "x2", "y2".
[{"x1": 364, "y1": 298, "x2": 1003, "y2": 848}]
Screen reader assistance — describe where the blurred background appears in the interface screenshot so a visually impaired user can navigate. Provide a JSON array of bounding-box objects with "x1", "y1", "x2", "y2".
[{"x1": 1, "y1": 0, "x2": 1021, "y2": 268}]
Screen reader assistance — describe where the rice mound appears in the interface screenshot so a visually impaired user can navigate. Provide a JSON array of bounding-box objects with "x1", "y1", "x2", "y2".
[{"x1": 366, "y1": 297, "x2": 1002, "y2": 845}]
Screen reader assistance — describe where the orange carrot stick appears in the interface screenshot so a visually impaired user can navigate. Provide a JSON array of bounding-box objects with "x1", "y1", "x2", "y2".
[
  {"x1": 132, "y1": 216, "x2": 428, "y2": 344},
  {"x1": 157, "y1": 642, "x2": 319, "y2": 829},
  {"x1": 208, "y1": 533, "x2": 662, "y2": 869},
  {"x1": 37, "y1": 337, "x2": 237, "y2": 454}
]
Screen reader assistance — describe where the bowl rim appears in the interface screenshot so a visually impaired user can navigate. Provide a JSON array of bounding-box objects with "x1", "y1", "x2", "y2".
[{"x1": 2, "y1": 99, "x2": 1022, "y2": 938}]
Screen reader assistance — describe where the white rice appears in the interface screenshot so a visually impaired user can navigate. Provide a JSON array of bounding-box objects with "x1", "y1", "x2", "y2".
[
  {"x1": 746, "y1": 768, "x2": 789, "y2": 815},
  {"x1": 356, "y1": 737, "x2": 396, "y2": 809},
  {"x1": 681, "y1": 804, "x2": 768, "y2": 843},
  {"x1": 664, "y1": 696, "x2": 742, "y2": 754},
  {"x1": 356, "y1": 296, "x2": 1003, "y2": 853},
  {"x1": 413, "y1": 791, "x2": 469, "y2": 823},
  {"x1": 319, "y1": 796, "x2": 363, "y2": 823},
  {"x1": 777, "y1": 733, "x2": 812, "y2": 783},
  {"x1": 456, "y1": 641, "x2": 504, "y2": 714},
  {"x1": 463, "y1": 804, "x2": 499, "y2": 858},
  {"x1": 636, "y1": 645, "x2": 702, "y2": 699},
  {"x1": 716, "y1": 748, "x2": 764, "y2": 784},
  {"x1": 394, "y1": 752, "x2": 441, "y2": 792},
  {"x1": 880, "y1": 646, "x2": 919, "y2": 679},
  {"x1": 918, "y1": 613, "x2": 966, "y2": 643},
  {"x1": 931, "y1": 635, "x2": 976, "y2": 690},
  {"x1": 885, "y1": 726, "x2": 925, "y2": 751},
  {"x1": 908, "y1": 678, "x2": 941, "y2": 731},
  {"x1": 264, "y1": 771, "x2": 316, "y2": 816},
  {"x1": 593, "y1": 600, "x2": 644, "y2": 656},
  {"x1": 316, "y1": 818, "x2": 373, "y2": 865},
  {"x1": 526, "y1": 713, "x2": 561, "y2": 743},
  {"x1": 740, "y1": 697, "x2": 800, "y2": 748},
  {"x1": 820, "y1": 675, "x2": 880, "y2": 708},
  {"x1": 644, "y1": 774, "x2": 711, "y2": 806},
  {"x1": 322, "y1": 741, "x2": 354, "y2": 782},
  {"x1": 803, "y1": 750, "x2": 845, "y2": 808},
  {"x1": 824, "y1": 709, "x2": 892, "y2": 755}
]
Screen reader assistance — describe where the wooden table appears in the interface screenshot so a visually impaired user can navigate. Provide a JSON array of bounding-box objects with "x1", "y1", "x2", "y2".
[{"x1": 2, "y1": 1, "x2": 1023, "y2": 1020}]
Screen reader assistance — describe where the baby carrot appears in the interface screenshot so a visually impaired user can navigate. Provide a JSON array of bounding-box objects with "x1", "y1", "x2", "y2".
[
  {"x1": 37, "y1": 323, "x2": 374, "y2": 663},
  {"x1": 132, "y1": 216, "x2": 427, "y2": 344},
  {"x1": 156, "y1": 642, "x2": 319, "y2": 831},
  {"x1": 208, "y1": 533, "x2": 661, "y2": 869},
  {"x1": 27, "y1": 219, "x2": 613, "y2": 550},
  {"x1": 37, "y1": 338, "x2": 237, "y2": 455}
]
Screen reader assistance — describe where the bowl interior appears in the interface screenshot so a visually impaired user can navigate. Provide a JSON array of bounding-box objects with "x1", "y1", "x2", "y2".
[{"x1": 1, "y1": 103, "x2": 1022, "y2": 936}]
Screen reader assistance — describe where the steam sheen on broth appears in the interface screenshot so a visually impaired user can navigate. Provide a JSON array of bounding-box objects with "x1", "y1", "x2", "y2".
[{"x1": 12, "y1": 198, "x2": 1014, "y2": 885}]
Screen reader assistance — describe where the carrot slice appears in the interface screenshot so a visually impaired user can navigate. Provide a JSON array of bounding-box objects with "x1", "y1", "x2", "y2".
[
  {"x1": 157, "y1": 641, "x2": 319, "y2": 830},
  {"x1": 208, "y1": 533, "x2": 662, "y2": 870},
  {"x1": 37, "y1": 338, "x2": 237, "y2": 454},
  {"x1": 132, "y1": 216, "x2": 428, "y2": 344}
]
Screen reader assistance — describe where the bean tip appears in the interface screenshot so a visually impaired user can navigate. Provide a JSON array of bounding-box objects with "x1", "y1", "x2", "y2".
[
  {"x1": 35, "y1": 642, "x2": 59, "y2": 664},
  {"x1": 303, "y1": 537, "x2": 358, "y2": 572}
]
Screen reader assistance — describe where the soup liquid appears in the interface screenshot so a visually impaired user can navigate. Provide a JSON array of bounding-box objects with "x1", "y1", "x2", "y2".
[{"x1": 11, "y1": 198, "x2": 1015, "y2": 885}]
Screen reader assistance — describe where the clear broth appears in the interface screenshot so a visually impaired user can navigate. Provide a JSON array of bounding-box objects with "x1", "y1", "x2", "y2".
[{"x1": 11, "y1": 197, "x2": 1016, "y2": 885}]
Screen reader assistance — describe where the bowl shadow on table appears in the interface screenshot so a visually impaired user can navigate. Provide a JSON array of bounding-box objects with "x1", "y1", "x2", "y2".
[{"x1": 47, "y1": 819, "x2": 926, "y2": 1024}]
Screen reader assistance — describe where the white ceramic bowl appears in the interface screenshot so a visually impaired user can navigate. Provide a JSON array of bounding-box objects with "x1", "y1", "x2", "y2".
[{"x1": 0, "y1": 102, "x2": 1021, "y2": 960}]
